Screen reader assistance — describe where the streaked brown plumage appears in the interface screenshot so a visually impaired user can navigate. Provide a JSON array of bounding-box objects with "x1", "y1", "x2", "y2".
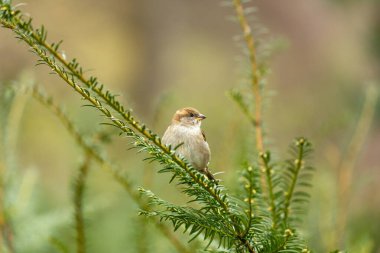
[{"x1": 162, "y1": 107, "x2": 216, "y2": 181}]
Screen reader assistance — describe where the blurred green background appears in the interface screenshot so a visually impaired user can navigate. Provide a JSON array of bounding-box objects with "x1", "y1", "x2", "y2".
[{"x1": 1, "y1": 0, "x2": 379, "y2": 252}]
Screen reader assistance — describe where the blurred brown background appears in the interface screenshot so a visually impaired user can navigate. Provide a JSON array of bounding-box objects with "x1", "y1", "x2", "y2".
[{"x1": 1, "y1": 0, "x2": 379, "y2": 252}]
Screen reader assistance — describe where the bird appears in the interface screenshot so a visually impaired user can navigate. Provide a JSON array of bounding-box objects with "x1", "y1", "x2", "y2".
[{"x1": 162, "y1": 107, "x2": 216, "y2": 182}]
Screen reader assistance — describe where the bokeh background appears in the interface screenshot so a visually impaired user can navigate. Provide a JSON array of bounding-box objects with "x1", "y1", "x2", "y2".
[{"x1": 1, "y1": 0, "x2": 379, "y2": 252}]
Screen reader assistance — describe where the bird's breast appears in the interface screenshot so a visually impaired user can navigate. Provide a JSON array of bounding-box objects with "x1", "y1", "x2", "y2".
[{"x1": 162, "y1": 125, "x2": 210, "y2": 170}]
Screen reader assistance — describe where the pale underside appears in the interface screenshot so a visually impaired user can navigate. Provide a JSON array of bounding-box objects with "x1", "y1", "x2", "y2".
[{"x1": 162, "y1": 124, "x2": 210, "y2": 172}]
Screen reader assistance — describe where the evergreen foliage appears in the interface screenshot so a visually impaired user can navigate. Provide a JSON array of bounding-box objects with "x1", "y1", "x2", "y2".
[{"x1": 0, "y1": 0, "x2": 317, "y2": 252}]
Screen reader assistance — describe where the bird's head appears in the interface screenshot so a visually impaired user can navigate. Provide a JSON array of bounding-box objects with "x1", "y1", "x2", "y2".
[{"x1": 172, "y1": 107, "x2": 206, "y2": 127}]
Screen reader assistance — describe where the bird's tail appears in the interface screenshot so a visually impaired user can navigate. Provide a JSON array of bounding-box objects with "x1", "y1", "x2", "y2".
[{"x1": 205, "y1": 168, "x2": 218, "y2": 184}]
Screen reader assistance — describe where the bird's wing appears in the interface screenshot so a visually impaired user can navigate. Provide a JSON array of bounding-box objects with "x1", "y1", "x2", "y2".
[{"x1": 201, "y1": 129, "x2": 207, "y2": 141}]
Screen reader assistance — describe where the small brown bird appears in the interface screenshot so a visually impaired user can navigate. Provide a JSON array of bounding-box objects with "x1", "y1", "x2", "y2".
[{"x1": 162, "y1": 107, "x2": 216, "y2": 181}]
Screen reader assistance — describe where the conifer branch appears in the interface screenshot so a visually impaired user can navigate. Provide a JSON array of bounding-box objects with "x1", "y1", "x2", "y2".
[
  {"x1": 0, "y1": 6, "x2": 251, "y2": 251},
  {"x1": 260, "y1": 152, "x2": 278, "y2": 228},
  {"x1": 231, "y1": 1, "x2": 280, "y2": 225},
  {"x1": 73, "y1": 153, "x2": 91, "y2": 253},
  {"x1": 139, "y1": 188, "x2": 247, "y2": 251},
  {"x1": 28, "y1": 86, "x2": 193, "y2": 253},
  {"x1": 0, "y1": 1, "x2": 318, "y2": 252},
  {"x1": 0, "y1": 3, "x2": 229, "y2": 217},
  {"x1": 232, "y1": 0, "x2": 264, "y2": 153},
  {"x1": 282, "y1": 138, "x2": 313, "y2": 226},
  {"x1": 29, "y1": 86, "x2": 136, "y2": 198},
  {"x1": 243, "y1": 166, "x2": 255, "y2": 236}
]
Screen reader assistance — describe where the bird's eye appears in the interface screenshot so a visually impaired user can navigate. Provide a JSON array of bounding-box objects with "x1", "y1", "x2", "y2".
[{"x1": 189, "y1": 113, "x2": 194, "y2": 117}]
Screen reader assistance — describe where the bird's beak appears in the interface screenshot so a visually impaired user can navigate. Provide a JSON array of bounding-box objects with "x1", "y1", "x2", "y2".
[{"x1": 196, "y1": 114, "x2": 206, "y2": 121}]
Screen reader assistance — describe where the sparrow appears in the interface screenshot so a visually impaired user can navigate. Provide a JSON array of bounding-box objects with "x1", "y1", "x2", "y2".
[{"x1": 162, "y1": 107, "x2": 216, "y2": 182}]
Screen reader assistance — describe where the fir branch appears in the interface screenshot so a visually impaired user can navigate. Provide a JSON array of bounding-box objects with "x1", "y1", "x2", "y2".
[
  {"x1": 139, "y1": 188, "x2": 237, "y2": 250},
  {"x1": 0, "y1": 2, "x2": 317, "y2": 252},
  {"x1": 0, "y1": 2, "x2": 230, "y2": 218},
  {"x1": 259, "y1": 152, "x2": 279, "y2": 228},
  {"x1": 28, "y1": 86, "x2": 138, "y2": 198},
  {"x1": 27, "y1": 86, "x2": 193, "y2": 253},
  {"x1": 228, "y1": 90, "x2": 256, "y2": 127},
  {"x1": 239, "y1": 163, "x2": 267, "y2": 240},
  {"x1": 243, "y1": 166, "x2": 255, "y2": 237},
  {"x1": 282, "y1": 138, "x2": 313, "y2": 226},
  {"x1": 275, "y1": 229, "x2": 309, "y2": 253},
  {"x1": 73, "y1": 153, "x2": 91, "y2": 253},
  {"x1": 232, "y1": 0, "x2": 264, "y2": 153},
  {"x1": 230, "y1": 1, "x2": 280, "y2": 228},
  {"x1": 0, "y1": 6, "x2": 252, "y2": 251}
]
